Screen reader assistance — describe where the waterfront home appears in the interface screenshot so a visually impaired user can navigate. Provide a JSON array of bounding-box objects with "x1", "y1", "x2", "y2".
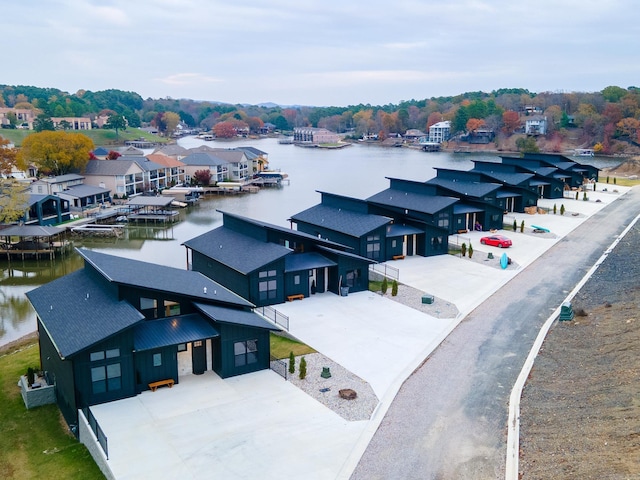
[
  {"x1": 184, "y1": 211, "x2": 375, "y2": 306},
  {"x1": 145, "y1": 153, "x2": 187, "y2": 187},
  {"x1": 524, "y1": 115, "x2": 547, "y2": 136},
  {"x1": 293, "y1": 127, "x2": 340, "y2": 145},
  {"x1": 83, "y1": 157, "x2": 167, "y2": 197},
  {"x1": 30, "y1": 174, "x2": 85, "y2": 195},
  {"x1": 428, "y1": 121, "x2": 451, "y2": 143},
  {"x1": 26, "y1": 248, "x2": 279, "y2": 430},
  {"x1": 21, "y1": 194, "x2": 71, "y2": 226},
  {"x1": 473, "y1": 159, "x2": 565, "y2": 200},
  {"x1": 181, "y1": 150, "x2": 250, "y2": 184}
]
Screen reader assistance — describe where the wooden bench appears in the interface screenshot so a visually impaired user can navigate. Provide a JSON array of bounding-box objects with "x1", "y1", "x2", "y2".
[
  {"x1": 287, "y1": 294, "x2": 304, "y2": 301},
  {"x1": 392, "y1": 255, "x2": 405, "y2": 260},
  {"x1": 457, "y1": 229, "x2": 468, "y2": 234},
  {"x1": 148, "y1": 379, "x2": 174, "y2": 392}
]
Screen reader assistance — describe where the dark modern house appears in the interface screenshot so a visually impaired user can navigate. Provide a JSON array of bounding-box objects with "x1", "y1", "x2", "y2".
[
  {"x1": 21, "y1": 194, "x2": 72, "y2": 225},
  {"x1": 26, "y1": 248, "x2": 279, "y2": 429},
  {"x1": 366, "y1": 178, "x2": 458, "y2": 257},
  {"x1": 290, "y1": 192, "x2": 395, "y2": 262},
  {"x1": 184, "y1": 211, "x2": 375, "y2": 306}
]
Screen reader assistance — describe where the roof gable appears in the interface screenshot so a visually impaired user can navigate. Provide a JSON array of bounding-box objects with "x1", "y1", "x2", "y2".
[{"x1": 291, "y1": 204, "x2": 390, "y2": 237}]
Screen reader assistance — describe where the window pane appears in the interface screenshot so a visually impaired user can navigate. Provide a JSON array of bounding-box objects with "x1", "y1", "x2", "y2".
[
  {"x1": 294, "y1": 275, "x2": 300, "y2": 285},
  {"x1": 108, "y1": 377, "x2": 122, "y2": 391},
  {"x1": 234, "y1": 342, "x2": 246, "y2": 355},
  {"x1": 259, "y1": 271, "x2": 267, "y2": 278},
  {"x1": 106, "y1": 348, "x2": 120, "y2": 359},
  {"x1": 153, "y1": 353, "x2": 162, "y2": 367},
  {"x1": 106, "y1": 363, "x2": 121, "y2": 378},
  {"x1": 91, "y1": 366, "x2": 106, "y2": 382},
  {"x1": 268, "y1": 270, "x2": 276, "y2": 277},
  {"x1": 90, "y1": 351, "x2": 105, "y2": 362},
  {"x1": 247, "y1": 339, "x2": 258, "y2": 353},
  {"x1": 177, "y1": 343, "x2": 187, "y2": 352}
]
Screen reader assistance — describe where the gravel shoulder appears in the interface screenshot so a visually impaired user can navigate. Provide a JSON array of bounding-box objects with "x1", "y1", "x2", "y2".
[{"x1": 519, "y1": 222, "x2": 640, "y2": 478}]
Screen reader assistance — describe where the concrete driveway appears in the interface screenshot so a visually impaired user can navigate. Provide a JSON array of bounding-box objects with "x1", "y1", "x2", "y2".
[{"x1": 89, "y1": 184, "x2": 629, "y2": 480}]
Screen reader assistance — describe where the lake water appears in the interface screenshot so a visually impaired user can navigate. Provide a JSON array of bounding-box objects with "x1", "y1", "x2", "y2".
[{"x1": 0, "y1": 138, "x2": 619, "y2": 346}]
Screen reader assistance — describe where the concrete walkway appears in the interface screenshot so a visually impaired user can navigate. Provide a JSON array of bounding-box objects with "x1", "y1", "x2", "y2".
[{"x1": 90, "y1": 184, "x2": 629, "y2": 479}]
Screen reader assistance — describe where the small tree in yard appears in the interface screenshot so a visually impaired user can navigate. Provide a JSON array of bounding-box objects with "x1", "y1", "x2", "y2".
[
  {"x1": 299, "y1": 357, "x2": 307, "y2": 379},
  {"x1": 513, "y1": 219, "x2": 517, "y2": 231},
  {"x1": 553, "y1": 204, "x2": 557, "y2": 214},
  {"x1": 560, "y1": 204, "x2": 565, "y2": 215},
  {"x1": 468, "y1": 242, "x2": 473, "y2": 259},
  {"x1": 575, "y1": 191, "x2": 579, "y2": 200},
  {"x1": 288, "y1": 351, "x2": 295, "y2": 374},
  {"x1": 391, "y1": 280, "x2": 398, "y2": 296},
  {"x1": 614, "y1": 177, "x2": 617, "y2": 185},
  {"x1": 461, "y1": 242, "x2": 467, "y2": 257},
  {"x1": 193, "y1": 169, "x2": 212, "y2": 186},
  {"x1": 520, "y1": 220, "x2": 525, "y2": 233},
  {"x1": 583, "y1": 191, "x2": 588, "y2": 201},
  {"x1": 381, "y1": 277, "x2": 388, "y2": 295}
]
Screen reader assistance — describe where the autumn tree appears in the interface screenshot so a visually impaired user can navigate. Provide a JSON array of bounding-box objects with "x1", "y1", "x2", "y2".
[
  {"x1": 466, "y1": 118, "x2": 485, "y2": 133},
  {"x1": 426, "y1": 112, "x2": 443, "y2": 130},
  {"x1": 193, "y1": 169, "x2": 212, "y2": 186},
  {"x1": 162, "y1": 112, "x2": 180, "y2": 136},
  {"x1": 515, "y1": 136, "x2": 540, "y2": 153},
  {"x1": 246, "y1": 116, "x2": 264, "y2": 133},
  {"x1": 19, "y1": 131, "x2": 94, "y2": 176},
  {"x1": 213, "y1": 121, "x2": 237, "y2": 138},
  {"x1": 502, "y1": 110, "x2": 521, "y2": 133},
  {"x1": 0, "y1": 136, "x2": 18, "y2": 175},
  {"x1": 616, "y1": 117, "x2": 640, "y2": 139},
  {"x1": 107, "y1": 150, "x2": 122, "y2": 160},
  {"x1": 0, "y1": 179, "x2": 29, "y2": 223}
]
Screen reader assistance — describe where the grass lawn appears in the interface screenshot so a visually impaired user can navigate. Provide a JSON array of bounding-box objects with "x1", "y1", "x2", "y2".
[
  {"x1": 0, "y1": 339, "x2": 104, "y2": 480},
  {"x1": 270, "y1": 333, "x2": 315, "y2": 359},
  {"x1": 0, "y1": 128, "x2": 167, "y2": 147}
]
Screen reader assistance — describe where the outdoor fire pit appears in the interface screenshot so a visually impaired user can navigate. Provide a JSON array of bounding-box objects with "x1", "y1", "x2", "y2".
[{"x1": 339, "y1": 388, "x2": 357, "y2": 400}]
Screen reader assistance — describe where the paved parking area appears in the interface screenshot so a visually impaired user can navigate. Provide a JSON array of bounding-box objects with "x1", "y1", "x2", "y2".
[{"x1": 90, "y1": 185, "x2": 629, "y2": 480}]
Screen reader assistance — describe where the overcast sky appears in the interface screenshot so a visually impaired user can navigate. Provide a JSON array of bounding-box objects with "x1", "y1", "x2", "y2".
[{"x1": 5, "y1": 0, "x2": 639, "y2": 107}]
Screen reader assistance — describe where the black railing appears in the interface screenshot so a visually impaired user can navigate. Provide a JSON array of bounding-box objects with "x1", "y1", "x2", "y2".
[
  {"x1": 82, "y1": 406, "x2": 108, "y2": 459},
  {"x1": 269, "y1": 356, "x2": 288, "y2": 380},
  {"x1": 256, "y1": 305, "x2": 289, "y2": 330}
]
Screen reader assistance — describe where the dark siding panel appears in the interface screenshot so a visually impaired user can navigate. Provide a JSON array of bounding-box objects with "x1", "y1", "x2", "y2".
[
  {"x1": 192, "y1": 251, "x2": 250, "y2": 300},
  {"x1": 38, "y1": 320, "x2": 78, "y2": 427},
  {"x1": 135, "y1": 346, "x2": 178, "y2": 390},
  {"x1": 215, "y1": 323, "x2": 271, "y2": 378}
]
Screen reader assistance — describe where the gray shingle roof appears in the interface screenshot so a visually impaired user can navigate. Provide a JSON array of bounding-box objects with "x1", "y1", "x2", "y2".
[
  {"x1": 26, "y1": 269, "x2": 144, "y2": 358},
  {"x1": 62, "y1": 184, "x2": 110, "y2": 198},
  {"x1": 84, "y1": 159, "x2": 142, "y2": 175},
  {"x1": 183, "y1": 227, "x2": 291, "y2": 274},
  {"x1": 291, "y1": 204, "x2": 390, "y2": 237},
  {"x1": 426, "y1": 177, "x2": 502, "y2": 198},
  {"x1": 181, "y1": 152, "x2": 228, "y2": 166},
  {"x1": 367, "y1": 188, "x2": 458, "y2": 214},
  {"x1": 78, "y1": 249, "x2": 253, "y2": 308}
]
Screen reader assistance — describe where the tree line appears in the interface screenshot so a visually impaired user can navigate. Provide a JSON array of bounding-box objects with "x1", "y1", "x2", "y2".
[{"x1": 2, "y1": 84, "x2": 640, "y2": 153}]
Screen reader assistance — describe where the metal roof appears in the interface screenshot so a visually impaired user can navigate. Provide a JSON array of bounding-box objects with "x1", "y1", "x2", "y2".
[
  {"x1": 195, "y1": 303, "x2": 280, "y2": 331},
  {"x1": 426, "y1": 177, "x2": 502, "y2": 197},
  {"x1": 60, "y1": 184, "x2": 110, "y2": 198},
  {"x1": 0, "y1": 225, "x2": 65, "y2": 238},
  {"x1": 26, "y1": 269, "x2": 144, "y2": 358},
  {"x1": 126, "y1": 196, "x2": 174, "y2": 207},
  {"x1": 284, "y1": 252, "x2": 337, "y2": 273},
  {"x1": 453, "y1": 204, "x2": 484, "y2": 214},
  {"x1": 133, "y1": 314, "x2": 219, "y2": 352},
  {"x1": 385, "y1": 223, "x2": 423, "y2": 238}
]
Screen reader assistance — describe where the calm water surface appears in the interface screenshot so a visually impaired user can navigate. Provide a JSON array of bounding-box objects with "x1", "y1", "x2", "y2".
[{"x1": 0, "y1": 138, "x2": 619, "y2": 346}]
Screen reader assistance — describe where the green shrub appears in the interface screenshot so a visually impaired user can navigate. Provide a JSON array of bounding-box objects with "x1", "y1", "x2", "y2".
[
  {"x1": 520, "y1": 220, "x2": 525, "y2": 233},
  {"x1": 27, "y1": 367, "x2": 35, "y2": 386},
  {"x1": 553, "y1": 204, "x2": 557, "y2": 214},
  {"x1": 606, "y1": 176, "x2": 610, "y2": 183},
  {"x1": 461, "y1": 242, "x2": 467, "y2": 257},
  {"x1": 575, "y1": 191, "x2": 579, "y2": 200},
  {"x1": 560, "y1": 204, "x2": 565, "y2": 215},
  {"x1": 583, "y1": 191, "x2": 588, "y2": 201},
  {"x1": 513, "y1": 219, "x2": 517, "y2": 231},
  {"x1": 381, "y1": 277, "x2": 388, "y2": 295},
  {"x1": 299, "y1": 356, "x2": 307, "y2": 380},
  {"x1": 468, "y1": 242, "x2": 473, "y2": 258},
  {"x1": 614, "y1": 177, "x2": 617, "y2": 185},
  {"x1": 391, "y1": 280, "x2": 398, "y2": 296},
  {"x1": 288, "y1": 351, "x2": 295, "y2": 374}
]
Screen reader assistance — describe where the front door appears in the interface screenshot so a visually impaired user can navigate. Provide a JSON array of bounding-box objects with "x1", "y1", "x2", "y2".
[{"x1": 192, "y1": 340, "x2": 207, "y2": 375}]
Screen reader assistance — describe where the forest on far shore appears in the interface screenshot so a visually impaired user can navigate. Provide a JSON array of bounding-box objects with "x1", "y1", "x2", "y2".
[{"x1": 2, "y1": 84, "x2": 640, "y2": 155}]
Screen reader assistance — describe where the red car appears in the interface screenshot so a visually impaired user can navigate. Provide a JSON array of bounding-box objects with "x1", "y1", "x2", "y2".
[{"x1": 480, "y1": 234, "x2": 512, "y2": 248}]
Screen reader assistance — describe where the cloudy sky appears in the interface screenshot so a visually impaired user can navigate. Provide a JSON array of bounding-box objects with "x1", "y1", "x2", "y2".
[{"x1": 5, "y1": 0, "x2": 639, "y2": 107}]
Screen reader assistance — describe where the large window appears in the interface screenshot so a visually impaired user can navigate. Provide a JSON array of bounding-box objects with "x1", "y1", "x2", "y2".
[
  {"x1": 90, "y1": 348, "x2": 122, "y2": 394},
  {"x1": 366, "y1": 234, "x2": 381, "y2": 261},
  {"x1": 258, "y1": 270, "x2": 277, "y2": 301},
  {"x1": 234, "y1": 339, "x2": 258, "y2": 367},
  {"x1": 437, "y1": 212, "x2": 450, "y2": 229},
  {"x1": 345, "y1": 269, "x2": 361, "y2": 288}
]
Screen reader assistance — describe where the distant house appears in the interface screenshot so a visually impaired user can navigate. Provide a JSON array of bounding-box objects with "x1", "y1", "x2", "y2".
[
  {"x1": 145, "y1": 153, "x2": 187, "y2": 187},
  {"x1": 51, "y1": 117, "x2": 92, "y2": 130},
  {"x1": 184, "y1": 211, "x2": 375, "y2": 306},
  {"x1": 91, "y1": 147, "x2": 111, "y2": 159},
  {"x1": 21, "y1": 194, "x2": 72, "y2": 226},
  {"x1": 181, "y1": 150, "x2": 250, "y2": 184},
  {"x1": 525, "y1": 116, "x2": 547, "y2": 136},
  {"x1": 293, "y1": 127, "x2": 340, "y2": 145},
  {"x1": 83, "y1": 157, "x2": 167, "y2": 197},
  {"x1": 0, "y1": 107, "x2": 36, "y2": 129},
  {"x1": 26, "y1": 248, "x2": 279, "y2": 430},
  {"x1": 30, "y1": 174, "x2": 85, "y2": 196},
  {"x1": 234, "y1": 146, "x2": 269, "y2": 173},
  {"x1": 404, "y1": 129, "x2": 427, "y2": 142},
  {"x1": 428, "y1": 121, "x2": 451, "y2": 143}
]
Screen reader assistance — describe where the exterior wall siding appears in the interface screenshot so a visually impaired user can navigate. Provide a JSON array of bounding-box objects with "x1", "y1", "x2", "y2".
[{"x1": 215, "y1": 323, "x2": 271, "y2": 378}]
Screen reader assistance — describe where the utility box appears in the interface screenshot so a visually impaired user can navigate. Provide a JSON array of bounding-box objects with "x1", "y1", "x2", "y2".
[
  {"x1": 422, "y1": 294, "x2": 434, "y2": 304},
  {"x1": 559, "y1": 301, "x2": 574, "y2": 321}
]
